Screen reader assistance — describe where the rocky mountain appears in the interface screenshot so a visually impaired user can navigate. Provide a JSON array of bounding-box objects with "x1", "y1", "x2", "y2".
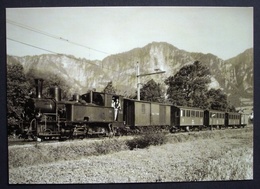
[{"x1": 7, "y1": 42, "x2": 253, "y2": 106}]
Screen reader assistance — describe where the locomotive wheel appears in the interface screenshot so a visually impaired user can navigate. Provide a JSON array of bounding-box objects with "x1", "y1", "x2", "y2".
[
  {"x1": 44, "y1": 129, "x2": 52, "y2": 134},
  {"x1": 170, "y1": 127, "x2": 177, "y2": 133}
]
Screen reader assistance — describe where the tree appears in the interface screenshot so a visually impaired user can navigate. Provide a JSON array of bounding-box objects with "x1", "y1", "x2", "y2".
[
  {"x1": 206, "y1": 88, "x2": 229, "y2": 111},
  {"x1": 140, "y1": 79, "x2": 164, "y2": 102},
  {"x1": 102, "y1": 81, "x2": 116, "y2": 94},
  {"x1": 165, "y1": 61, "x2": 211, "y2": 108},
  {"x1": 7, "y1": 61, "x2": 29, "y2": 126}
]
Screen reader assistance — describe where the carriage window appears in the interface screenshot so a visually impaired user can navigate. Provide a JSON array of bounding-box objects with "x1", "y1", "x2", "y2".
[
  {"x1": 200, "y1": 112, "x2": 203, "y2": 117},
  {"x1": 180, "y1": 110, "x2": 183, "y2": 117},
  {"x1": 191, "y1": 111, "x2": 195, "y2": 117},
  {"x1": 183, "y1": 110, "x2": 186, "y2": 117},
  {"x1": 196, "y1": 111, "x2": 199, "y2": 117},
  {"x1": 187, "y1": 110, "x2": 190, "y2": 117}
]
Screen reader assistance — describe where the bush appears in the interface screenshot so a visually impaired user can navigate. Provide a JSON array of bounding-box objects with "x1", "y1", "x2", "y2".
[
  {"x1": 126, "y1": 132, "x2": 167, "y2": 150},
  {"x1": 94, "y1": 138, "x2": 128, "y2": 155}
]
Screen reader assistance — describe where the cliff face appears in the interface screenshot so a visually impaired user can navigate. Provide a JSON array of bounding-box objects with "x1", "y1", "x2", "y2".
[{"x1": 7, "y1": 42, "x2": 253, "y2": 106}]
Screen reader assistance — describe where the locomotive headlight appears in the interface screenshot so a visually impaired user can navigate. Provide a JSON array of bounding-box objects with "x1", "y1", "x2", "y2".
[{"x1": 35, "y1": 112, "x2": 42, "y2": 119}]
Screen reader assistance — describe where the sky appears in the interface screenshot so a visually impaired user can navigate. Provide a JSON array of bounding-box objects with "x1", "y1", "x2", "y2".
[{"x1": 6, "y1": 7, "x2": 253, "y2": 61}]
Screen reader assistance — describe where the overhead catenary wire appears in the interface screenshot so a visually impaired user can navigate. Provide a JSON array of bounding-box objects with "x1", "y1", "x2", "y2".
[
  {"x1": 7, "y1": 19, "x2": 136, "y2": 74},
  {"x1": 7, "y1": 37, "x2": 135, "y2": 75},
  {"x1": 7, "y1": 19, "x2": 135, "y2": 69},
  {"x1": 7, "y1": 37, "x2": 59, "y2": 54},
  {"x1": 7, "y1": 37, "x2": 101, "y2": 68},
  {"x1": 6, "y1": 19, "x2": 110, "y2": 55}
]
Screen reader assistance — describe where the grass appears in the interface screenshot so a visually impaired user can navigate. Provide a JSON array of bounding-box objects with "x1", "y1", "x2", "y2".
[
  {"x1": 9, "y1": 138, "x2": 129, "y2": 168},
  {"x1": 180, "y1": 148, "x2": 253, "y2": 181},
  {"x1": 9, "y1": 132, "x2": 168, "y2": 168},
  {"x1": 9, "y1": 127, "x2": 253, "y2": 168},
  {"x1": 8, "y1": 126, "x2": 253, "y2": 183}
]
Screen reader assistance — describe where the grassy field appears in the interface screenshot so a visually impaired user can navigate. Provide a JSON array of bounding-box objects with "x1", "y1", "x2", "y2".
[{"x1": 9, "y1": 126, "x2": 253, "y2": 183}]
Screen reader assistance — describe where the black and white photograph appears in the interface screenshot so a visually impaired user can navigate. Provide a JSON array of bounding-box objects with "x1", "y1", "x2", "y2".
[{"x1": 5, "y1": 6, "x2": 254, "y2": 184}]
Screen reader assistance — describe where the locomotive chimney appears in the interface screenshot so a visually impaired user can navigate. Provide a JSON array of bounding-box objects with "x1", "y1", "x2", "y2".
[
  {"x1": 50, "y1": 86, "x2": 61, "y2": 101},
  {"x1": 35, "y1": 78, "x2": 43, "y2": 98},
  {"x1": 89, "y1": 90, "x2": 93, "y2": 104}
]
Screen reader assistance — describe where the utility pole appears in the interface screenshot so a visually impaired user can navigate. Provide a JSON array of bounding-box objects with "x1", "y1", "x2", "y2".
[
  {"x1": 136, "y1": 61, "x2": 166, "y2": 101},
  {"x1": 137, "y1": 61, "x2": 141, "y2": 101}
]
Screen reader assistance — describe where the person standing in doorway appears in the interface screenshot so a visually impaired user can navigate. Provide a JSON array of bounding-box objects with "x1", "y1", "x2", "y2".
[{"x1": 112, "y1": 98, "x2": 121, "y2": 121}]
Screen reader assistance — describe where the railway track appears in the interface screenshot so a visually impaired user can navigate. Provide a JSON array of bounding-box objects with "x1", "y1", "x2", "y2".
[{"x1": 8, "y1": 126, "x2": 248, "y2": 147}]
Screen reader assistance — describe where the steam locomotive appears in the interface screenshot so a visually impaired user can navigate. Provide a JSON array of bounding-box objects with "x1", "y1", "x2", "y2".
[
  {"x1": 21, "y1": 79, "x2": 122, "y2": 140},
  {"x1": 20, "y1": 79, "x2": 249, "y2": 140}
]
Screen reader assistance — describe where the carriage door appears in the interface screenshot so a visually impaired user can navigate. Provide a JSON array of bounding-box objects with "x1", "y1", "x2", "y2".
[
  {"x1": 171, "y1": 107, "x2": 180, "y2": 126},
  {"x1": 123, "y1": 100, "x2": 134, "y2": 127},
  {"x1": 225, "y1": 113, "x2": 229, "y2": 126}
]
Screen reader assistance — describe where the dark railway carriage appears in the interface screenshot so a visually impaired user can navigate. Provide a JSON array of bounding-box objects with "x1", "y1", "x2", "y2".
[
  {"x1": 170, "y1": 106, "x2": 204, "y2": 132},
  {"x1": 225, "y1": 112, "x2": 242, "y2": 128},
  {"x1": 204, "y1": 110, "x2": 226, "y2": 129},
  {"x1": 123, "y1": 99, "x2": 150, "y2": 128},
  {"x1": 123, "y1": 99, "x2": 171, "y2": 131}
]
